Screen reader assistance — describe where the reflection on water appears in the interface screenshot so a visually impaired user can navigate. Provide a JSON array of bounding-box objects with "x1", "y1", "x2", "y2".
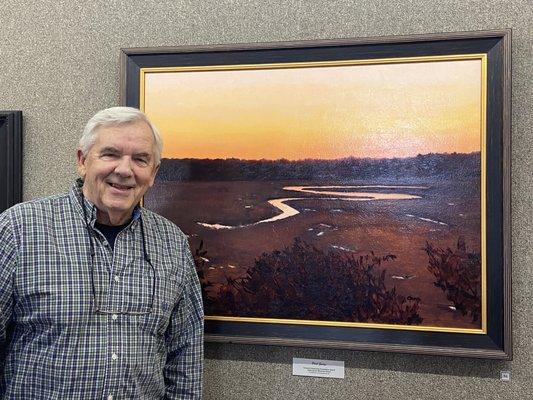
[
  {"x1": 197, "y1": 185, "x2": 428, "y2": 230},
  {"x1": 284, "y1": 185, "x2": 427, "y2": 200}
]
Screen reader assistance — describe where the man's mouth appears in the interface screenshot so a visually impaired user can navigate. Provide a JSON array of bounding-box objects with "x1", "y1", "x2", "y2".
[{"x1": 108, "y1": 182, "x2": 134, "y2": 191}]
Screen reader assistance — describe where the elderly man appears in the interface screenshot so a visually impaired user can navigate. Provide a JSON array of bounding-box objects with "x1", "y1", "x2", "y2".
[{"x1": 0, "y1": 107, "x2": 204, "y2": 399}]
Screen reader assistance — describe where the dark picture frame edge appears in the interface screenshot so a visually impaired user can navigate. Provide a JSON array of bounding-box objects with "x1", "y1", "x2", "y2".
[
  {"x1": 206, "y1": 334, "x2": 507, "y2": 360},
  {"x1": 120, "y1": 29, "x2": 512, "y2": 359},
  {"x1": 501, "y1": 29, "x2": 512, "y2": 362},
  {"x1": 0, "y1": 110, "x2": 22, "y2": 366},
  {"x1": 0, "y1": 111, "x2": 23, "y2": 213},
  {"x1": 119, "y1": 29, "x2": 512, "y2": 105}
]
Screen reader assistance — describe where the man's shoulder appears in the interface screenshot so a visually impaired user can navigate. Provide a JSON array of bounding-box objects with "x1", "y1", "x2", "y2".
[
  {"x1": 6, "y1": 192, "x2": 70, "y2": 212},
  {"x1": 1, "y1": 192, "x2": 71, "y2": 221},
  {"x1": 140, "y1": 207, "x2": 187, "y2": 239}
]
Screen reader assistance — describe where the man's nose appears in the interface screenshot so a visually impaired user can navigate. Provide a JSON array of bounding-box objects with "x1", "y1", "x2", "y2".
[{"x1": 114, "y1": 156, "x2": 134, "y2": 176}]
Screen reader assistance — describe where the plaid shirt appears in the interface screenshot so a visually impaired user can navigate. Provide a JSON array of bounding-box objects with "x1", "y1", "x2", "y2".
[{"x1": 0, "y1": 182, "x2": 204, "y2": 399}]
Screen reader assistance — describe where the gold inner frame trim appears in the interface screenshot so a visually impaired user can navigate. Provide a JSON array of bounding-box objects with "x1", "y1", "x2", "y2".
[{"x1": 140, "y1": 53, "x2": 488, "y2": 334}]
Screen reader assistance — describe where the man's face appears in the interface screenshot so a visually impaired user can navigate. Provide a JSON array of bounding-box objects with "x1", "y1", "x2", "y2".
[{"x1": 77, "y1": 120, "x2": 159, "y2": 225}]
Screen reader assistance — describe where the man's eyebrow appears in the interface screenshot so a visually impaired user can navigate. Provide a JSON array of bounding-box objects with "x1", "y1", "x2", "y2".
[
  {"x1": 134, "y1": 152, "x2": 151, "y2": 159},
  {"x1": 99, "y1": 146, "x2": 120, "y2": 154}
]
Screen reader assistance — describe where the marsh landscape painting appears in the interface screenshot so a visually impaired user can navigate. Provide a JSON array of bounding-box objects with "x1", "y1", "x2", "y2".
[{"x1": 142, "y1": 56, "x2": 485, "y2": 332}]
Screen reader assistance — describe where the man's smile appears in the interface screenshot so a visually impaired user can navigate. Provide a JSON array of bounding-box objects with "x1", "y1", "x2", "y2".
[{"x1": 107, "y1": 182, "x2": 135, "y2": 192}]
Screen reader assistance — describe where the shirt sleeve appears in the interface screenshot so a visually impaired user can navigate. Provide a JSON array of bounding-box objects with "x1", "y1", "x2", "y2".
[
  {"x1": 0, "y1": 210, "x2": 18, "y2": 388},
  {"x1": 163, "y1": 234, "x2": 204, "y2": 400}
]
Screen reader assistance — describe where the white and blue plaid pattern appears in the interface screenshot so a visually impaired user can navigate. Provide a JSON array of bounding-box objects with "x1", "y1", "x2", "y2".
[{"x1": 0, "y1": 183, "x2": 203, "y2": 399}]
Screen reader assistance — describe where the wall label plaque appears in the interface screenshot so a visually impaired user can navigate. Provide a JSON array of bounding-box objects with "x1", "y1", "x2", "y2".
[{"x1": 292, "y1": 358, "x2": 345, "y2": 379}]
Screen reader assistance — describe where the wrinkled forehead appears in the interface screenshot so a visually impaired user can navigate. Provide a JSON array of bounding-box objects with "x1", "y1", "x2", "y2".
[{"x1": 92, "y1": 120, "x2": 155, "y2": 149}]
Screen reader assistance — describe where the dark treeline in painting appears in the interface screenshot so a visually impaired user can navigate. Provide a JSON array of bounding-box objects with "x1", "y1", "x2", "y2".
[
  {"x1": 195, "y1": 239, "x2": 424, "y2": 325},
  {"x1": 157, "y1": 152, "x2": 480, "y2": 182}
]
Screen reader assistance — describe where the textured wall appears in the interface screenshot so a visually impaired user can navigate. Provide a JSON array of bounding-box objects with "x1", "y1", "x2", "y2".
[{"x1": 1, "y1": 0, "x2": 531, "y2": 398}]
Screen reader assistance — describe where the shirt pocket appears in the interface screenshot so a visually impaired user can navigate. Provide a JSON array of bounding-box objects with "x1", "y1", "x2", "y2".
[
  {"x1": 118, "y1": 257, "x2": 157, "y2": 314},
  {"x1": 138, "y1": 269, "x2": 183, "y2": 338},
  {"x1": 16, "y1": 252, "x2": 93, "y2": 326}
]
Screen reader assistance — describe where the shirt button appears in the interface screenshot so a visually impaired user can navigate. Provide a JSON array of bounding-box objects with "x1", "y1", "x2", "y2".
[
  {"x1": 111, "y1": 352, "x2": 118, "y2": 360},
  {"x1": 114, "y1": 275, "x2": 120, "y2": 283},
  {"x1": 111, "y1": 314, "x2": 118, "y2": 320}
]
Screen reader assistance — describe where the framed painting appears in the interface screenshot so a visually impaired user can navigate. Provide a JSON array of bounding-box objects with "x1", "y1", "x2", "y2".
[
  {"x1": 121, "y1": 30, "x2": 511, "y2": 359},
  {"x1": 0, "y1": 111, "x2": 22, "y2": 213}
]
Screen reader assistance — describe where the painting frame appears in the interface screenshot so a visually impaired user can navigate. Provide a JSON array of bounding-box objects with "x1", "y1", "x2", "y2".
[
  {"x1": 120, "y1": 29, "x2": 511, "y2": 359},
  {"x1": 0, "y1": 111, "x2": 23, "y2": 213}
]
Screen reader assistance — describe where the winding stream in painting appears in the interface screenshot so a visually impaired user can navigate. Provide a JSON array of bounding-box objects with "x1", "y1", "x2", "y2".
[{"x1": 197, "y1": 185, "x2": 433, "y2": 230}]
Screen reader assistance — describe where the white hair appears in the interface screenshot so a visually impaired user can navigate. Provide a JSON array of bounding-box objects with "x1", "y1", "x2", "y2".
[{"x1": 79, "y1": 107, "x2": 163, "y2": 165}]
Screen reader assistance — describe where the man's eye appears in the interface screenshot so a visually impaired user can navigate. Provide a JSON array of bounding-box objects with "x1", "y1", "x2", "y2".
[
  {"x1": 101, "y1": 153, "x2": 118, "y2": 159},
  {"x1": 135, "y1": 157, "x2": 149, "y2": 164}
]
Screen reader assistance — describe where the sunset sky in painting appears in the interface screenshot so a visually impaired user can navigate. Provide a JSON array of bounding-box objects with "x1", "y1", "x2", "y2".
[{"x1": 143, "y1": 58, "x2": 482, "y2": 160}]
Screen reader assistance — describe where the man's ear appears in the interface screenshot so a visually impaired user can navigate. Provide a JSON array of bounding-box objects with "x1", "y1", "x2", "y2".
[
  {"x1": 76, "y1": 149, "x2": 87, "y2": 178},
  {"x1": 149, "y1": 163, "x2": 160, "y2": 187}
]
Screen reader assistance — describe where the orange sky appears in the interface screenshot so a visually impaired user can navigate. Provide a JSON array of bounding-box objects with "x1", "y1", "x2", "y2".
[{"x1": 143, "y1": 58, "x2": 482, "y2": 160}]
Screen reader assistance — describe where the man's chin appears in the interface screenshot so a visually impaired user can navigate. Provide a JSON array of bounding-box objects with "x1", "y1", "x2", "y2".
[
  {"x1": 101, "y1": 199, "x2": 136, "y2": 214},
  {"x1": 109, "y1": 202, "x2": 135, "y2": 211},
  {"x1": 101, "y1": 193, "x2": 143, "y2": 213}
]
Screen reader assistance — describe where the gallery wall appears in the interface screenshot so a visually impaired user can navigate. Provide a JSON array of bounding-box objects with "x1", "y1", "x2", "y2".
[{"x1": 1, "y1": 0, "x2": 531, "y2": 398}]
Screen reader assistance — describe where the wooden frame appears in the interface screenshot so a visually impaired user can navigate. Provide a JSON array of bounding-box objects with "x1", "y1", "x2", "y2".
[
  {"x1": 0, "y1": 111, "x2": 22, "y2": 213},
  {"x1": 121, "y1": 30, "x2": 511, "y2": 359}
]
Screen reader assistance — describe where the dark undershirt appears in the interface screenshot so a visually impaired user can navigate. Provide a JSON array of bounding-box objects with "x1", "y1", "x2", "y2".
[{"x1": 94, "y1": 221, "x2": 130, "y2": 250}]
